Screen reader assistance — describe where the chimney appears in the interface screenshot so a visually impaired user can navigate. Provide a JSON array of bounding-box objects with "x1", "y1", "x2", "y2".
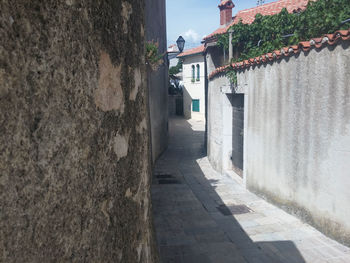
[{"x1": 218, "y1": 0, "x2": 234, "y2": 26}]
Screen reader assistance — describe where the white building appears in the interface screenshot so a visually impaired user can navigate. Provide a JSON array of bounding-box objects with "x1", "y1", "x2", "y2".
[
  {"x1": 167, "y1": 44, "x2": 179, "y2": 68},
  {"x1": 177, "y1": 45, "x2": 205, "y2": 120}
]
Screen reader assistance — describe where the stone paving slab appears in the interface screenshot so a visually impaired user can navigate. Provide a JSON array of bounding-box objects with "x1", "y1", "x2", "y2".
[{"x1": 152, "y1": 118, "x2": 350, "y2": 263}]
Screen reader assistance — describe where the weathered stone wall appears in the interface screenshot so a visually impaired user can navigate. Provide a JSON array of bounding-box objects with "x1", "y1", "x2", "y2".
[
  {"x1": 145, "y1": 0, "x2": 168, "y2": 163},
  {"x1": 0, "y1": 1, "x2": 157, "y2": 262},
  {"x1": 238, "y1": 42, "x2": 350, "y2": 246}
]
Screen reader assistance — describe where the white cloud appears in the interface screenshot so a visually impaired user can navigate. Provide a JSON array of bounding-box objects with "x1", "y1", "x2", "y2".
[{"x1": 183, "y1": 29, "x2": 201, "y2": 43}]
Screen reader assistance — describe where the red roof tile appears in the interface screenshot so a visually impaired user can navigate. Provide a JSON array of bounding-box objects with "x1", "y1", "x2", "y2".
[
  {"x1": 177, "y1": 45, "x2": 205, "y2": 58},
  {"x1": 204, "y1": 0, "x2": 310, "y2": 41},
  {"x1": 208, "y1": 29, "x2": 350, "y2": 79}
]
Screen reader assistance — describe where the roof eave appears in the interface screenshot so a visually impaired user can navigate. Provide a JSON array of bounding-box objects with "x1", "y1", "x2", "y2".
[
  {"x1": 203, "y1": 36, "x2": 219, "y2": 44},
  {"x1": 177, "y1": 51, "x2": 204, "y2": 59}
]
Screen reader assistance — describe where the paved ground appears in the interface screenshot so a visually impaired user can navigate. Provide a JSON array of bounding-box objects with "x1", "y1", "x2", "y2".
[{"x1": 151, "y1": 117, "x2": 350, "y2": 263}]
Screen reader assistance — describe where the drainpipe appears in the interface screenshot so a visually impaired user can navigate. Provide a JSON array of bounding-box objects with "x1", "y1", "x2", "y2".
[
  {"x1": 204, "y1": 50, "x2": 208, "y2": 154},
  {"x1": 228, "y1": 28, "x2": 234, "y2": 61},
  {"x1": 223, "y1": 47, "x2": 226, "y2": 62}
]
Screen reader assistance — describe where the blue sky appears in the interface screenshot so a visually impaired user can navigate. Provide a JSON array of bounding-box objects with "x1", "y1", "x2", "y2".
[{"x1": 166, "y1": 0, "x2": 275, "y2": 49}]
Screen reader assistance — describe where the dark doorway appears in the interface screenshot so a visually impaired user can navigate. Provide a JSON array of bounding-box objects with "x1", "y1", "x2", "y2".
[
  {"x1": 175, "y1": 97, "x2": 184, "y2": 116},
  {"x1": 232, "y1": 94, "x2": 244, "y2": 177}
]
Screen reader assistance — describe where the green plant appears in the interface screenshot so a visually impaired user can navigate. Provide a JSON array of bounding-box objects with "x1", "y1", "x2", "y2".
[
  {"x1": 217, "y1": 0, "x2": 350, "y2": 63},
  {"x1": 226, "y1": 69, "x2": 237, "y2": 86},
  {"x1": 169, "y1": 59, "x2": 183, "y2": 75},
  {"x1": 146, "y1": 41, "x2": 163, "y2": 71}
]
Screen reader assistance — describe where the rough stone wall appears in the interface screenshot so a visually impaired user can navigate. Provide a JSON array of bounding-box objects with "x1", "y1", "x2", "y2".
[
  {"x1": 145, "y1": 0, "x2": 168, "y2": 163},
  {"x1": 238, "y1": 42, "x2": 350, "y2": 246},
  {"x1": 0, "y1": 1, "x2": 157, "y2": 262}
]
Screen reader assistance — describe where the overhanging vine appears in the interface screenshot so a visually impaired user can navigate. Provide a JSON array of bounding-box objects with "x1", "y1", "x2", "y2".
[{"x1": 217, "y1": 0, "x2": 350, "y2": 63}]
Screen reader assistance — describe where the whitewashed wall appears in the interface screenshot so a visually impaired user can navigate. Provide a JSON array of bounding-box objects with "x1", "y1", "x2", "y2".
[
  {"x1": 238, "y1": 42, "x2": 350, "y2": 245},
  {"x1": 207, "y1": 75, "x2": 232, "y2": 173},
  {"x1": 182, "y1": 54, "x2": 205, "y2": 119}
]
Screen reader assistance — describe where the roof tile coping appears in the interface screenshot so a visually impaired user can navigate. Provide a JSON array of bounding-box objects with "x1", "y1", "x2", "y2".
[{"x1": 209, "y1": 29, "x2": 350, "y2": 79}]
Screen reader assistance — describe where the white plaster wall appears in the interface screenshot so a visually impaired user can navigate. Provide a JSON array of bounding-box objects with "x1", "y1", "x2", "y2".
[
  {"x1": 182, "y1": 54, "x2": 205, "y2": 119},
  {"x1": 169, "y1": 57, "x2": 178, "y2": 68},
  {"x1": 207, "y1": 75, "x2": 231, "y2": 173},
  {"x1": 238, "y1": 42, "x2": 350, "y2": 245}
]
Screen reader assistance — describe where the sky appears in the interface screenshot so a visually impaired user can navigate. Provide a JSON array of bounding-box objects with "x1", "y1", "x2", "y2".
[{"x1": 166, "y1": 0, "x2": 275, "y2": 49}]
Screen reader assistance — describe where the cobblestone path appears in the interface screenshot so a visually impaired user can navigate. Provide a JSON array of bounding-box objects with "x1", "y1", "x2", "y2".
[{"x1": 152, "y1": 117, "x2": 350, "y2": 263}]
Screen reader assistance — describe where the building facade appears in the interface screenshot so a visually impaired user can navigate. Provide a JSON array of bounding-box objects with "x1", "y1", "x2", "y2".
[
  {"x1": 203, "y1": 0, "x2": 313, "y2": 174},
  {"x1": 208, "y1": 30, "x2": 350, "y2": 246},
  {"x1": 202, "y1": 0, "x2": 350, "y2": 246},
  {"x1": 178, "y1": 45, "x2": 205, "y2": 120}
]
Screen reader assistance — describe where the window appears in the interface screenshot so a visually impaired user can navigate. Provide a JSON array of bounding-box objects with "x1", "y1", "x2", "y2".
[
  {"x1": 191, "y1": 65, "x2": 195, "y2": 82},
  {"x1": 196, "y1": 64, "x2": 200, "y2": 81},
  {"x1": 192, "y1": 99, "x2": 200, "y2": 112}
]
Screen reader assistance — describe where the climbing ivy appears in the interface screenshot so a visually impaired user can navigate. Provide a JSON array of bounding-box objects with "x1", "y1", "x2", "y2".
[
  {"x1": 217, "y1": 0, "x2": 350, "y2": 63},
  {"x1": 226, "y1": 70, "x2": 237, "y2": 86}
]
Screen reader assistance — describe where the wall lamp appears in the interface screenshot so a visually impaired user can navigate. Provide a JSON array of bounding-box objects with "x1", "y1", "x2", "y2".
[{"x1": 165, "y1": 36, "x2": 186, "y2": 65}]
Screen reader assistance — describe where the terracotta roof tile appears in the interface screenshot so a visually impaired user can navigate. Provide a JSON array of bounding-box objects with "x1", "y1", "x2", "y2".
[
  {"x1": 203, "y1": 0, "x2": 310, "y2": 41},
  {"x1": 209, "y1": 28, "x2": 350, "y2": 79},
  {"x1": 177, "y1": 45, "x2": 205, "y2": 58}
]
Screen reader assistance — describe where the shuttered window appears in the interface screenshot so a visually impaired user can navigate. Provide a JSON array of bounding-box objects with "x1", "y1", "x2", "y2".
[
  {"x1": 192, "y1": 99, "x2": 200, "y2": 112},
  {"x1": 191, "y1": 65, "x2": 195, "y2": 82},
  {"x1": 196, "y1": 64, "x2": 200, "y2": 81}
]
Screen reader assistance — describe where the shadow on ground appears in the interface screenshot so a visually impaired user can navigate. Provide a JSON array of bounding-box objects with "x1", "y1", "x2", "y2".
[{"x1": 151, "y1": 117, "x2": 306, "y2": 263}]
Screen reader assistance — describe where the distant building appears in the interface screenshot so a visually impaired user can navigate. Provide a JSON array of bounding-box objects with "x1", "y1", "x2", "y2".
[
  {"x1": 177, "y1": 45, "x2": 205, "y2": 120},
  {"x1": 167, "y1": 44, "x2": 179, "y2": 68}
]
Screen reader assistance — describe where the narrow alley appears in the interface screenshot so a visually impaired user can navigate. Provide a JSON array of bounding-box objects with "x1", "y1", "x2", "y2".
[
  {"x1": 2, "y1": 0, "x2": 350, "y2": 261},
  {"x1": 152, "y1": 118, "x2": 350, "y2": 263}
]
